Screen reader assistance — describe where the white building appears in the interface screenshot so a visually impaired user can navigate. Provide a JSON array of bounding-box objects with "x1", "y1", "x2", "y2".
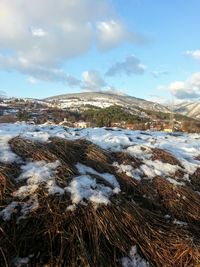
[{"x1": 74, "y1": 121, "x2": 90, "y2": 128}]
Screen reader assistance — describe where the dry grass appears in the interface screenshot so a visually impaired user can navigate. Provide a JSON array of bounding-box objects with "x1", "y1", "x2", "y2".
[
  {"x1": 0, "y1": 163, "x2": 20, "y2": 205},
  {"x1": 0, "y1": 137, "x2": 199, "y2": 267},
  {"x1": 153, "y1": 177, "x2": 200, "y2": 225},
  {"x1": 137, "y1": 176, "x2": 200, "y2": 225},
  {"x1": 151, "y1": 148, "x2": 181, "y2": 166}
]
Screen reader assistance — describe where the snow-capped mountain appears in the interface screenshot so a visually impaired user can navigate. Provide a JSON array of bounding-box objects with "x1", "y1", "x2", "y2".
[
  {"x1": 45, "y1": 92, "x2": 170, "y2": 113},
  {"x1": 174, "y1": 101, "x2": 200, "y2": 120}
]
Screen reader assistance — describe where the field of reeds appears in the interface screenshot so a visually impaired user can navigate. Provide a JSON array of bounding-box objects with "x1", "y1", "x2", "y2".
[{"x1": 0, "y1": 134, "x2": 200, "y2": 267}]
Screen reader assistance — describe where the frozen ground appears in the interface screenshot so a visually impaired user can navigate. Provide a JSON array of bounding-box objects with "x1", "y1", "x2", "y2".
[
  {"x1": 1, "y1": 122, "x2": 200, "y2": 216},
  {"x1": 0, "y1": 123, "x2": 200, "y2": 266},
  {"x1": 1, "y1": 122, "x2": 200, "y2": 175}
]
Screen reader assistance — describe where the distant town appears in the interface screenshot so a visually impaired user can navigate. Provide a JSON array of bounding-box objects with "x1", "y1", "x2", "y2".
[{"x1": 1, "y1": 97, "x2": 199, "y2": 133}]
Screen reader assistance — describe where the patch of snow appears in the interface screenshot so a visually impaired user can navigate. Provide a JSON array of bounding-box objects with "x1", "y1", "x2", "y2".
[
  {"x1": 164, "y1": 214, "x2": 171, "y2": 219},
  {"x1": 13, "y1": 257, "x2": 30, "y2": 266},
  {"x1": 66, "y1": 204, "x2": 76, "y2": 211},
  {"x1": 140, "y1": 160, "x2": 179, "y2": 179},
  {"x1": 122, "y1": 246, "x2": 150, "y2": 267},
  {"x1": 113, "y1": 162, "x2": 142, "y2": 181},
  {"x1": 113, "y1": 187, "x2": 121, "y2": 194},
  {"x1": 173, "y1": 219, "x2": 188, "y2": 226},
  {"x1": 21, "y1": 130, "x2": 50, "y2": 142},
  {"x1": 127, "y1": 145, "x2": 152, "y2": 160},
  {"x1": 1, "y1": 160, "x2": 64, "y2": 221},
  {"x1": 15, "y1": 160, "x2": 62, "y2": 198},
  {"x1": 166, "y1": 178, "x2": 185, "y2": 186},
  {"x1": 17, "y1": 197, "x2": 39, "y2": 222},
  {"x1": 0, "y1": 201, "x2": 18, "y2": 221},
  {"x1": 179, "y1": 159, "x2": 199, "y2": 175},
  {"x1": 0, "y1": 135, "x2": 20, "y2": 163},
  {"x1": 65, "y1": 174, "x2": 112, "y2": 205},
  {"x1": 76, "y1": 163, "x2": 120, "y2": 189},
  {"x1": 182, "y1": 173, "x2": 190, "y2": 182},
  {"x1": 66, "y1": 163, "x2": 121, "y2": 206}
]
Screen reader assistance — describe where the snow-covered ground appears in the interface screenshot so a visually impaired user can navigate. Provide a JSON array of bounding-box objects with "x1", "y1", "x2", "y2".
[
  {"x1": 1, "y1": 123, "x2": 200, "y2": 221},
  {"x1": 1, "y1": 122, "x2": 200, "y2": 169},
  {"x1": 1, "y1": 123, "x2": 200, "y2": 266}
]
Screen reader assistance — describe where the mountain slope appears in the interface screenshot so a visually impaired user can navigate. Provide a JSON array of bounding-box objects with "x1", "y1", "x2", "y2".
[
  {"x1": 45, "y1": 92, "x2": 170, "y2": 113},
  {"x1": 174, "y1": 101, "x2": 200, "y2": 120}
]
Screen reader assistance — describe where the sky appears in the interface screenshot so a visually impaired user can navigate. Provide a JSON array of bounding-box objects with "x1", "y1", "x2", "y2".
[{"x1": 0, "y1": 0, "x2": 200, "y2": 102}]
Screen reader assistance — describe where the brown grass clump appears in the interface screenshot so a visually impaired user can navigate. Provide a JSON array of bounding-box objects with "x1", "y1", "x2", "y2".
[
  {"x1": 189, "y1": 168, "x2": 200, "y2": 191},
  {"x1": 9, "y1": 137, "x2": 77, "y2": 186},
  {"x1": 9, "y1": 137, "x2": 58, "y2": 162},
  {"x1": 0, "y1": 163, "x2": 20, "y2": 205},
  {"x1": 1, "y1": 196, "x2": 200, "y2": 267},
  {"x1": 136, "y1": 179, "x2": 167, "y2": 214},
  {"x1": 136, "y1": 176, "x2": 200, "y2": 232},
  {"x1": 153, "y1": 177, "x2": 200, "y2": 225},
  {"x1": 0, "y1": 137, "x2": 200, "y2": 267},
  {"x1": 151, "y1": 148, "x2": 181, "y2": 166},
  {"x1": 48, "y1": 137, "x2": 114, "y2": 174},
  {"x1": 112, "y1": 151, "x2": 142, "y2": 168}
]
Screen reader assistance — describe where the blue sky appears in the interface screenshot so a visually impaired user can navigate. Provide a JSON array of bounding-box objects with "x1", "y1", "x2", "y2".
[{"x1": 0, "y1": 0, "x2": 200, "y2": 101}]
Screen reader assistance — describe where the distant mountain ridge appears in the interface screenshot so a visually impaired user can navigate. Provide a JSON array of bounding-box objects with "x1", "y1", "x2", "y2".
[
  {"x1": 174, "y1": 101, "x2": 200, "y2": 120},
  {"x1": 45, "y1": 91, "x2": 170, "y2": 114}
]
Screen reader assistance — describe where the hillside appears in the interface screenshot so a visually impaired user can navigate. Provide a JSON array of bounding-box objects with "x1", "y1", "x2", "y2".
[
  {"x1": 45, "y1": 92, "x2": 170, "y2": 114},
  {"x1": 1, "y1": 95, "x2": 200, "y2": 132},
  {"x1": 174, "y1": 101, "x2": 200, "y2": 120},
  {"x1": 0, "y1": 123, "x2": 200, "y2": 266}
]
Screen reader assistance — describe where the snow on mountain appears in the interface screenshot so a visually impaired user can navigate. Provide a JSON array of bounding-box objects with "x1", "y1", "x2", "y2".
[
  {"x1": 174, "y1": 101, "x2": 200, "y2": 120},
  {"x1": 45, "y1": 92, "x2": 170, "y2": 113}
]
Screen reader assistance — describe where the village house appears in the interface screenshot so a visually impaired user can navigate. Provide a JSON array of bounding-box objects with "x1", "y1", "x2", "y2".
[
  {"x1": 111, "y1": 122, "x2": 122, "y2": 128},
  {"x1": 74, "y1": 121, "x2": 90, "y2": 128},
  {"x1": 125, "y1": 123, "x2": 135, "y2": 130}
]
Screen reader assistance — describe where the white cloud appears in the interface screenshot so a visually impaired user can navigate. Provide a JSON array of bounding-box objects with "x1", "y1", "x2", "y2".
[
  {"x1": 0, "y1": 0, "x2": 146, "y2": 83},
  {"x1": 169, "y1": 81, "x2": 185, "y2": 91},
  {"x1": 27, "y1": 77, "x2": 37, "y2": 85},
  {"x1": 0, "y1": 54, "x2": 80, "y2": 86},
  {"x1": 151, "y1": 70, "x2": 169, "y2": 78},
  {"x1": 81, "y1": 71, "x2": 107, "y2": 91},
  {"x1": 31, "y1": 28, "x2": 47, "y2": 37},
  {"x1": 0, "y1": 0, "x2": 98, "y2": 67},
  {"x1": 184, "y1": 50, "x2": 200, "y2": 60},
  {"x1": 106, "y1": 55, "x2": 146, "y2": 76},
  {"x1": 168, "y1": 72, "x2": 200, "y2": 99},
  {"x1": 97, "y1": 20, "x2": 147, "y2": 51},
  {"x1": 97, "y1": 20, "x2": 129, "y2": 50}
]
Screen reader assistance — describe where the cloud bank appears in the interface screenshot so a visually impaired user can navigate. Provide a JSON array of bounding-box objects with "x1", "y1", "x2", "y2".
[
  {"x1": 81, "y1": 71, "x2": 107, "y2": 91},
  {"x1": 106, "y1": 55, "x2": 146, "y2": 76},
  {"x1": 184, "y1": 50, "x2": 200, "y2": 60},
  {"x1": 0, "y1": 0, "x2": 147, "y2": 84},
  {"x1": 151, "y1": 70, "x2": 169, "y2": 78},
  {"x1": 97, "y1": 20, "x2": 147, "y2": 51},
  {"x1": 169, "y1": 72, "x2": 200, "y2": 99}
]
